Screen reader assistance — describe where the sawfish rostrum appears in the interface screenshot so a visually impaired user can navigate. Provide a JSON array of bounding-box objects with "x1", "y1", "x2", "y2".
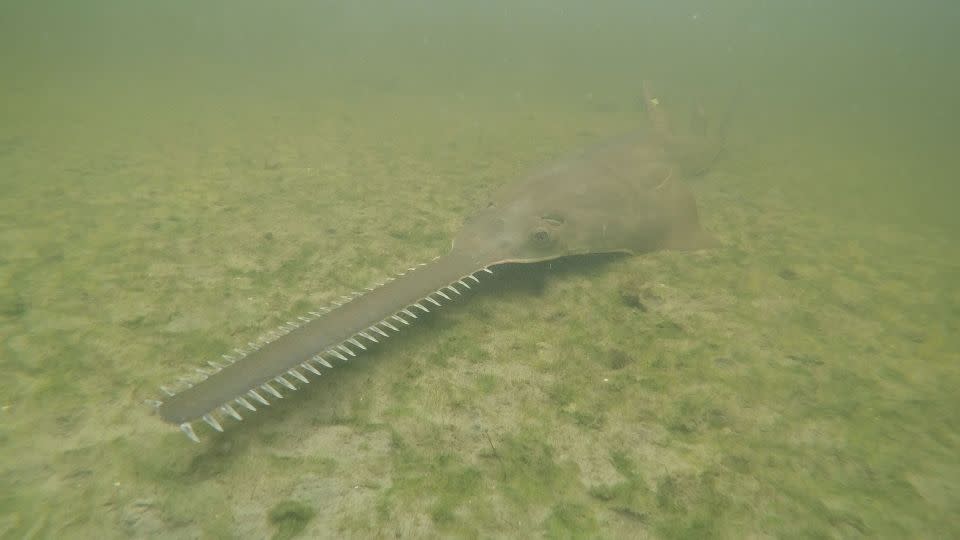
[{"x1": 154, "y1": 84, "x2": 722, "y2": 442}]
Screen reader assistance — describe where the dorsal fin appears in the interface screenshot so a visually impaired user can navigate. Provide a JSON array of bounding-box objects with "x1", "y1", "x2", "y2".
[{"x1": 641, "y1": 80, "x2": 671, "y2": 141}]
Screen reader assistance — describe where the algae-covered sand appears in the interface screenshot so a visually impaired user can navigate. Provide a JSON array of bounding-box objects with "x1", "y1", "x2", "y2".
[
  {"x1": 3, "y1": 83, "x2": 957, "y2": 538},
  {"x1": 2, "y1": 4, "x2": 959, "y2": 538}
]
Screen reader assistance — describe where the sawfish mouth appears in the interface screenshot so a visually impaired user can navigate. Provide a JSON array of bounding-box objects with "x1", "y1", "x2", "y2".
[{"x1": 152, "y1": 250, "x2": 496, "y2": 442}]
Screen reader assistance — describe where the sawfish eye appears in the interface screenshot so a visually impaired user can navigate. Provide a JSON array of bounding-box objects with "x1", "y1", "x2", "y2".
[{"x1": 532, "y1": 228, "x2": 550, "y2": 243}]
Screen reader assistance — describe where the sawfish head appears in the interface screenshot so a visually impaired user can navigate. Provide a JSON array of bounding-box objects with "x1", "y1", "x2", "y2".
[
  {"x1": 451, "y1": 143, "x2": 717, "y2": 266},
  {"x1": 451, "y1": 82, "x2": 731, "y2": 267}
]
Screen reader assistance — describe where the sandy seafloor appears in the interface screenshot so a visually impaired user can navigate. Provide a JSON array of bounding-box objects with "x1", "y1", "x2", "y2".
[{"x1": 1, "y1": 70, "x2": 957, "y2": 539}]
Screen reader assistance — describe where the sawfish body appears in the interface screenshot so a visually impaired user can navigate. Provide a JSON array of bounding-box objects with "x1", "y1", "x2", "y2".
[{"x1": 155, "y1": 87, "x2": 722, "y2": 442}]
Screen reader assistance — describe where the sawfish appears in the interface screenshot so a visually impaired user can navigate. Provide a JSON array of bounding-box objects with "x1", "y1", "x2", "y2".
[{"x1": 153, "y1": 83, "x2": 726, "y2": 442}]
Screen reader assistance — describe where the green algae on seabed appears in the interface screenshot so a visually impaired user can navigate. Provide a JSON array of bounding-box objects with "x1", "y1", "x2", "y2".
[
  {"x1": 1, "y1": 32, "x2": 959, "y2": 539},
  {"x1": 269, "y1": 500, "x2": 315, "y2": 540}
]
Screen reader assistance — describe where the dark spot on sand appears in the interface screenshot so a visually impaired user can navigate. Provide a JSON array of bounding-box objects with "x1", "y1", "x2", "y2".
[
  {"x1": 778, "y1": 268, "x2": 799, "y2": 280},
  {"x1": 0, "y1": 294, "x2": 27, "y2": 318},
  {"x1": 787, "y1": 353, "x2": 823, "y2": 366},
  {"x1": 268, "y1": 500, "x2": 315, "y2": 540},
  {"x1": 607, "y1": 349, "x2": 634, "y2": 370},
  {"x1": 619, "y1": 291, "x2": 647, "y2": 311},
  {"x1": 656, "y1": 319, "x2": 684, "y2": 336}
]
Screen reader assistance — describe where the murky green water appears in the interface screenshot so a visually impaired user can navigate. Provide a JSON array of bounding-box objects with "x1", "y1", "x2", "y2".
[{"x1": 1, "y1": 1, "x2": 957, "y2": 538}]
